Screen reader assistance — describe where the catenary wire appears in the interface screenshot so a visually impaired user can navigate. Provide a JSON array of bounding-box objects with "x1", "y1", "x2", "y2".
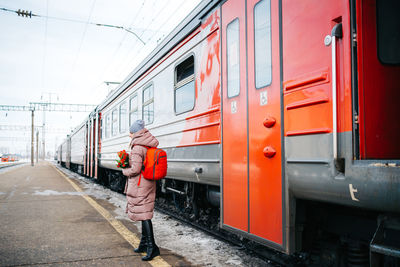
[
  {"x1": 112, "y1": 0, "x2": 181, "y2": 79},
  {"x1": 62, "y1": 0, "x2": 97, "y2": 92},
  {"x1": 0, "y1": 6, "x2": 145, "y2": 44},
  {"x1": 90, "y1": 0, "x2": 147, "y2": 93},
  {"x1": 113, "y1": 0, "x2": 189, "y2": 80},
  {"x1": 41, "y1": 0, "x2": 49, "y2": 92}
]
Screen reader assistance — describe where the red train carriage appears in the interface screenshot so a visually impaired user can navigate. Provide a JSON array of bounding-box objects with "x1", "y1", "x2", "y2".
[{"x1": 58, "y1": 0, "x2": 400, "y2": 265}]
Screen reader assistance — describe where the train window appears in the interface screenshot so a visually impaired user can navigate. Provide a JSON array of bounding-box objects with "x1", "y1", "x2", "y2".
[
  {"x1": 129, "y1": 95, "x2": 139, "y2": 125},
  {"x1": 105, "y1": 114, "x2": 110, "y2": 138},
  {"x1": 227, "y1": 18, "x2": 240, "y2": 98},
  {"x1": 377, "y1": 0, "x2": 400, "y2": 64},
  {"x1": 119, "y1": 102, "x2": 127, "y2": 134},
  {"x1": 254, "y1": 0, "x2": 272, "y2": 88},
  {"x1": 142, "y1": 84, "x2": 154, "y2": 125},
  {"x1": 111, "y1": 109, "x2": 118, "y2": 136},
  {"x1": 175, "y1": 55, "x2": 195, "y2": 114}
]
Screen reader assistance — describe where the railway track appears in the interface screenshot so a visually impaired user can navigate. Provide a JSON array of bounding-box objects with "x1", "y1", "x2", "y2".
[
  {"x1": 0, "y1": 162, "x2": 25, "y2": 169},
  {"x1": 154, "y1": 197, "x2": 302, "y2": 267}
]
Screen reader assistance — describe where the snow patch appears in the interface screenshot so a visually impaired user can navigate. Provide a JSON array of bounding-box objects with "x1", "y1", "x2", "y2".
[
  {"x1": 33, "y1": 190, "x2": 85, "y2": 196},
  {"x1": 53, "y1": 163, "x2": 272, "y2": 266}
]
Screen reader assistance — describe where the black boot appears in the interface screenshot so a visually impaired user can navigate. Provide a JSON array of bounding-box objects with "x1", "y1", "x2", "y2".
[
  {"x1": 141, "y1": 219, "x2": 160, "y2": 261},
  {"x1": 134, "y1": 221, "x2": 147, "y2": 253}
]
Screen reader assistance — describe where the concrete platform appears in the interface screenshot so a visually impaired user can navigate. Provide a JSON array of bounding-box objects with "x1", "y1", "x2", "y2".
[{"x1": 0, "y1": 162, "x2": 192, "y2": 267}]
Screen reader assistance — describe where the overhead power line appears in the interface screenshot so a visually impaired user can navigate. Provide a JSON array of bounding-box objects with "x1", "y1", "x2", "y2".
[
  {"x1": 0, "y1": 103, "x2": 96, "y2": 112},
  {"x1": 63, "y1": 0, "x2": 97, "y2": 92},
  {"x1": 0, "y1": 6, "x2": 146, "y2": 45},
  {"x1": 0, "y1": 136, "x2": 33, "y2": 142},
  {"x1": 0, "y1": 125, "x2": 70, "y2": 134}
]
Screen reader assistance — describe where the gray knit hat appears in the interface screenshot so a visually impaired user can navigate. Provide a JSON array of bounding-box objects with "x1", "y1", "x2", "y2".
[{"x1": 129, "y1": 119, "x2": 145, "y2": 134}]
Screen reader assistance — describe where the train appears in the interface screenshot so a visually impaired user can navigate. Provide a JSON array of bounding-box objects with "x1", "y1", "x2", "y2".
[
  {"x1": 1, "y1": 154, "x2": 19, "y2": 162},
  {"x1": 57, "y1": 0, "x2": 400, "y2": 265}
]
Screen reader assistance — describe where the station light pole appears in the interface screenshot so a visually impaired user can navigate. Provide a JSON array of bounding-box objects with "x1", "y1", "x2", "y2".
[{"x1": 36, "y1": 130, "x2": 39, "y2": 163}]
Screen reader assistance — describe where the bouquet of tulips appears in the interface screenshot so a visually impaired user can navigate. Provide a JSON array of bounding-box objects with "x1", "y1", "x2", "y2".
[{"x1": 116, "y1": 150, "x2": 129, "y2": 168}]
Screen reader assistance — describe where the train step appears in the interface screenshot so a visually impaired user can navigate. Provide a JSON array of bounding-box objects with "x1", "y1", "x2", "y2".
[{"x1": 370, "y1": 217, "x2": 400, "y2": 266}]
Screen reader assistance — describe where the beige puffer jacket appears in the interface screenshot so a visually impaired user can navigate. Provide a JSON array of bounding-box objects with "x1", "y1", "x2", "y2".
[{"x1": 122, "y1": 128, "x2": 159, "y2": 221}]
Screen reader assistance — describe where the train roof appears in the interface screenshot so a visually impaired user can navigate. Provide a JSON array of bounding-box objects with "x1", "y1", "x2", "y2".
[{"x1": 97, "y1": 0, "x2": 219, "y2": 111}]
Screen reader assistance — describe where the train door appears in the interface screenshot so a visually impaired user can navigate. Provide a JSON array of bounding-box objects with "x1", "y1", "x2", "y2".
[
  {"x1": 85, "y1": 122, "x2": 89, "y2": 176},
  {"x1": 66, "y1": 137, "x2": 71, "y2": 169},
  {"x1": 90, "y1": 116, "x2": 95, "y2": 177},
  {"x1": 221, "y1": 0, "x2": 285, "y2": 250},
  {"x1": 94, "y1": 112, "x2": 99, "y2": 179},
  {"x1": 355, "y1": 0, "x2": 400, "y2": 159}
]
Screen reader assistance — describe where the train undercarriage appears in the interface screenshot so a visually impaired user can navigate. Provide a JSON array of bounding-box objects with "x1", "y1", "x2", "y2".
[{"x1": 61, "y1": 164, "x2": 399, "y2": 266}]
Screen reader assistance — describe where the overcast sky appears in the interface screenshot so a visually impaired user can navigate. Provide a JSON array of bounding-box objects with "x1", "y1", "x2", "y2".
[{"x1": 0, "y1": 0, "x2": 201, "y2": 157}]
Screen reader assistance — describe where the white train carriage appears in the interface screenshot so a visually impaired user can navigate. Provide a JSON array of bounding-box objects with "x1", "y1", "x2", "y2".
[
  {"x1": 59, "y1": 138, "x2": 70, "y2": 169},
  {"x1": 69, "y1": 122, "x2": 86, "y2": 174},
  {"x1": 94, "y1": 2, "x2": 221, "y2": 193}
]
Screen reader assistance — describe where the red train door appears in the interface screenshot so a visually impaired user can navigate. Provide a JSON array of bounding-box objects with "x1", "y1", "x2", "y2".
[
  {"x1": 221, "y1": 0, "x2": 285, "y2": 250},
  {"x1": 356, "y1": 0, "x2": 400, "y2": 159}
]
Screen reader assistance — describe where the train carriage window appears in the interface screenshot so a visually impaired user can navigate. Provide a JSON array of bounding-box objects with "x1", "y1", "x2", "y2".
[
  {"x1": 129, "y1": 95, "x2": 139, "y2": 125},
  {"x1": 111, "y1": 109, "x2": 118, "y2": 136},
  {"x1": 142, "y1": 84, "x2": 154, "y2": 125},
  {"x1": 227, "y1": 19, "x2": 240, "y2": 98},
  {"x1": 377, "y1": 0, "x2": 400, "y2": 64},
  {"x1": 119, "y1": 102, "x2": 127, "y2": 134},
  {"x1": 175, "y1": 55, "x2": 195, "y2": 114},
  {"x1": 254, "y1": 0, "x2": 272, "y2": 88},
  {"x1": 105, "y1": 114, "x2": 110, "y2": 138}
]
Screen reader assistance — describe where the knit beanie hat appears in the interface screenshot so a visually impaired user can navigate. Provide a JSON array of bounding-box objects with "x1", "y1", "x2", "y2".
[{"x1": 129, "y1": 119, "x2": 145, "y2": 134}]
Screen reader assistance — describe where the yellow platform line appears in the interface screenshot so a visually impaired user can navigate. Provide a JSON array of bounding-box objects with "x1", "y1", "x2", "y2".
[{"x1": 53, "y1": 165, "x2": 171, "y2": 267}]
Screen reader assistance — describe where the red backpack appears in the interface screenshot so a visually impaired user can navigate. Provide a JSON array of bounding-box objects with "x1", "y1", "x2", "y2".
[{"x1": 138, "y1": 147, "x2": 167, "y2": 185}]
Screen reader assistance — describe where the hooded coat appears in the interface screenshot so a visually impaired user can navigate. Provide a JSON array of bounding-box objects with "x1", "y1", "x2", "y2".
[{"x1": 122, "y1": 128, "x2": 159, "y2": 221}]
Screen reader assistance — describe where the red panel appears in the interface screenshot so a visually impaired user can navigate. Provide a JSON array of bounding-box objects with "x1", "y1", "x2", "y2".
[
  {"x1": 85, "y1": 124, "x2": 88, "y2": 176},
  {"x1": 247, "y1": 0, "x2": 282, "y2": 244},
  {"x1": 90, "y1": 119, "x2": 95, "y2": 177},
  {"x1": 285, "y1": 86, "x2": 332, "y2": 135},
  {"x1": 221, "y1": 0, "x2": 248, "y2": 232},
  {"x1": 95, "y1": 114, "x2": 101, "y2": 179},
  {"x1": 179, "y1": 10, "x2": 221, "y2": 147},
  {"x1": 283, "y1": 0, "x2": 352, "y2": 138},
  {"x1": 87, "y1": 122, "x2": 91, "y2": 176},
  {"x1": 357, "y1": 0, "x2": 400, "y2": 159}
]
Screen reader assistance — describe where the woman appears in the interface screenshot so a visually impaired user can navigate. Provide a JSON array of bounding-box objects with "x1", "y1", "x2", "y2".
[{"x1": 122, "y1": 119, "x2": 160, "y2": 261}]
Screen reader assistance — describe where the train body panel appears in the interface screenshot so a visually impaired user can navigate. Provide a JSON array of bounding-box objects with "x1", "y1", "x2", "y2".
[
  {"x1": 70, "y1": 123, "x2": 85, "y2": 166},
  {"x1": 98, "y1": 8, "x2": 221, "y2": 186},
  {"x1": 57, "y1": 0, "x2": 400, "y2": 262},
  {"x1": 282, "y1": 0, "x2": 400, "y2": 213},
  {"x1": 60, "y1": 140, "x2": 67, "y2": 164}
]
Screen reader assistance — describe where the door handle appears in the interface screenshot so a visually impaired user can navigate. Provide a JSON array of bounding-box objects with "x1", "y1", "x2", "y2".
[{"x1": 325, "y1": 23, "x2": 342, "y2": 162}]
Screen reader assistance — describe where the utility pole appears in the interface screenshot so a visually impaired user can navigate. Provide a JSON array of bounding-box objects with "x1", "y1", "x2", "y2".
[
  {"x1": 42, "y1": 110, "x2": 45, "y2": 160},
  {"x1": 31, "y1": 110, "x2": 34, "y2": 166},
  {"x1": 36, "y1": 130, "x2": 39, "y2": 163}
]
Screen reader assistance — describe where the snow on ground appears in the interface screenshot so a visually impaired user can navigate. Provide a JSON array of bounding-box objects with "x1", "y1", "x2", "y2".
[{"x1": 56, "y1": 164, "x2": 273, "y2": 267}]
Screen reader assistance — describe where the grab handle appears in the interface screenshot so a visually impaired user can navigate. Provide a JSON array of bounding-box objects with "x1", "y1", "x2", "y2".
[{"x1": 326, "y1": 23, "x2": 342, "y2": 162}]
